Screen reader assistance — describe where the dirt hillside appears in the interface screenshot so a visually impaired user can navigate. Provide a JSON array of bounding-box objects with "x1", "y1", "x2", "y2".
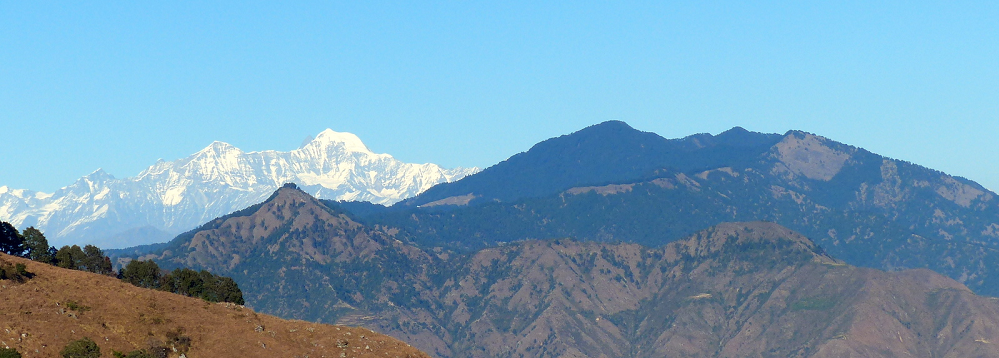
[{"x1": 0, "y1": 253, "x2": 429, "y2": 358}]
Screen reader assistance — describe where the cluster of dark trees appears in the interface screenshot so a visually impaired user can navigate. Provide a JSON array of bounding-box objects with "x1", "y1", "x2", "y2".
[
  {"x1": 1, "y1": 221, "x2": 243, "y2": 304},
  {"x1": 57, "y1": 336, "x2": 177, "y2": 358},
  {"x1": 0, "y1": 335, "x2": 169, "y2": 358},
  {"x1": 1, "y1": 221, "x2": 113, "y2": 274},
  {"x1": 121, "y1": 259, "x2": 244, "y2": 305}
]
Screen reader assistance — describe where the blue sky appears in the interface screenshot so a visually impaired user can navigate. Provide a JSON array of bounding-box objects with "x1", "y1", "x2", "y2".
[{"x1": 2, "y1": 2, "x2": 997, "y2": 192}]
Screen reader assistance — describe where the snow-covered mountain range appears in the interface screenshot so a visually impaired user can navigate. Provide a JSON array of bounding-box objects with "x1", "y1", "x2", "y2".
[{"x1": 0, "y1": 129, "x2": 478, "y2": 248}]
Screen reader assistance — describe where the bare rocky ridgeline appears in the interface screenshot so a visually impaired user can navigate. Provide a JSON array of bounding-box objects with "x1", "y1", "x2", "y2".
[{"x1": 137, "y1": 187, "x2": 999, "y2": 358}]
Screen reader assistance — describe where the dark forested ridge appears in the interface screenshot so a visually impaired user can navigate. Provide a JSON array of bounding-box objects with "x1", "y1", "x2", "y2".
[
  {"x1": 397, "y1": 121, "x2": 783, "y2": 208},
  {"x1": 359, "y1": 125, "x2": 999, "y2": 296}
]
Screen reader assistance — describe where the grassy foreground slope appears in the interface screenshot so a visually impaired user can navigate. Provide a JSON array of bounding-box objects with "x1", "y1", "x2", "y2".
[{"x1": 0, "y1": 253, "x2": 429, "y2": 358}]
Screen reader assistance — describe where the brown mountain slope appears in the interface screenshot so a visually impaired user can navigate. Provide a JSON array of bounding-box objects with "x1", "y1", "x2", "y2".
[
  {"x1": 0, "y1": 253, "x2": 430, "y2": 358},
  {"x1": 138, "y1": 187, "x2": 999, "y2": 357},
  {"x1": 427, "y1": 222, "x2": 999, "y2": 357},
  {"x1": 140, "y1": 186, "x2": 450, "y2": 355}
]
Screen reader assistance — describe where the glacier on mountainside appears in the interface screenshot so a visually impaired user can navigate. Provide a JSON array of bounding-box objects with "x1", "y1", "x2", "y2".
[{"x1": 0, "y1": 129, "x2": 478, "y2": 248}]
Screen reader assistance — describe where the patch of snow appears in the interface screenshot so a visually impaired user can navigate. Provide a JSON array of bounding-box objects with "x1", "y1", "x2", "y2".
[
  {"x1": 162, "y1": 186, "x2": 186, "y2": 206},
  {"x1": 93, "y1": 187, "x2": 111, "y2": 201}
]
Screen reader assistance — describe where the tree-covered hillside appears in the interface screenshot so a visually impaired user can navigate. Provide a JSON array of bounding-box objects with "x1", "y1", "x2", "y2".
[{"x1": 361, "y1": 128, "x2": 999, "y2": 296}]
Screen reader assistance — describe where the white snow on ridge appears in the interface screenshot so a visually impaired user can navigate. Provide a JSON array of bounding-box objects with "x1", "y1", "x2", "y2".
[{"x1": 0, "y1": 129, "x2": 478, "y2": 248}]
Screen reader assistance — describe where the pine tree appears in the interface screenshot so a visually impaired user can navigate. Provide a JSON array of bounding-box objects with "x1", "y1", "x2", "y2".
[
  {"x1": 121, "y1": 259, "x2": 162, "y2": 288},
  {"x1": 55, "y1": 245, "x2": 87, "y2": 270},
  {"x1": 0, "y1": 221, "x2": 25, "y2": 256},
  {"x1": 22, "y1": 227, "x2": 54, "y2": 264},
  {"x1": 82, "y1": 245, "x2": 113, "y2": 275}
]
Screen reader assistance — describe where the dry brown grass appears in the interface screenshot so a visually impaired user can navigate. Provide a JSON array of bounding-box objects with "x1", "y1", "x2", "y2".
[{"x1": 0, "y1": 253, "x2": 430, "y2": 358}]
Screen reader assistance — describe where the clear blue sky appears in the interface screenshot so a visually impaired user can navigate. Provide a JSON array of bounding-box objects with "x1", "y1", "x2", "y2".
[{"x1": 2, "y1": 2, "x2": 997, "y2": 193}]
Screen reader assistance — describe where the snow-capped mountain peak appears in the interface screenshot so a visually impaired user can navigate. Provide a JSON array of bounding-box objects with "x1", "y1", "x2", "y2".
[
  {"x1": 84, "y1": 168, "x2": 115, "y2": 181},
  {"x1": 309, "y1": 128, "x2": 372, "y2": 154},
  {"x1": 198, "y1": 140, "x2": 241, "y2": 154},
  {"x1": 0, "y1": 129, "x2": 479, "y2": 248}
]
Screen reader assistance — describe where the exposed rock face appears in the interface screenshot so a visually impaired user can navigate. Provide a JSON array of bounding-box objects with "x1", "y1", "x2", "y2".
[
  {"x1": 134, "y1": 188, "x2": 999, "y2": 358},
  {"x1": 565, "y1": 183, "x2": 636, "y2": 195},
  {"x1": 860, "y1": 159, "x2": 906, "y2": 209},
  {"x1": 772, "y1": 131, "x2": 852, "y2": 181},
  {"x1": 936, "y1": 176, "x2": 988, "y2": 207},
  {"x1": 420, "y1": 194, "x2": 477, "y2": 208}
]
